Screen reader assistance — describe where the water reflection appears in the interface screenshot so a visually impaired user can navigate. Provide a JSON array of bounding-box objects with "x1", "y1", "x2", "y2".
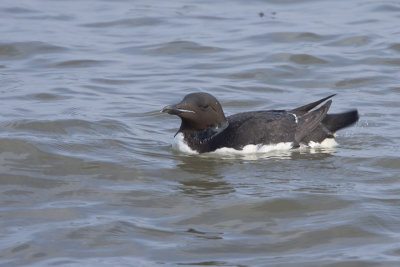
[
  {"x1": 176, "y1": 155, "x2": 235, "y2": 198},
  {"x1": 173, "y1": 146, "x2": 336, "y2": 198},
  {"x1": 178, "y1": 178, "x2": 234, "y2": 198}
]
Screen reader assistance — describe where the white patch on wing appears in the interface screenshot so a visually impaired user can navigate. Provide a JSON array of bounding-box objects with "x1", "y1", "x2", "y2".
[{"x1": 290, "y1": 113, "x2": 298, "y2": 124}]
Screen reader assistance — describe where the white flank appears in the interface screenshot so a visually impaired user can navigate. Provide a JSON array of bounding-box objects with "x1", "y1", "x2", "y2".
[
  {"x1": 214, "y1": 142, "x2": 293, "y2": 155},
  {"x1": 173, "y1": 133, "x2": 338, "y2": 156},
  {"x1": 308, "y1": 138, "x2": 337, "y2": 148},
  {"x1": 290, "y1": 113, "x2": 298, "y2": 124}
]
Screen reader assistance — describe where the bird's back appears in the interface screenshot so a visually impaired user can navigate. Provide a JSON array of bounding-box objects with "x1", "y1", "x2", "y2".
[{"x1": 208, "y1": 110, "x2": 297, "y2": 150}]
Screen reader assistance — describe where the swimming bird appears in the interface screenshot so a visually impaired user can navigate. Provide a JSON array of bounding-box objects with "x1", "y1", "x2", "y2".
[{"x1": 161, "y1": 93, "x2": 358, "y2": 153}]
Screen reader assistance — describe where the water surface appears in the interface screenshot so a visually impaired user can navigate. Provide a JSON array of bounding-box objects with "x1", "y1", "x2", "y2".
[{"x1": 1, "y1": 0, "x2": 400, "y2": 266}]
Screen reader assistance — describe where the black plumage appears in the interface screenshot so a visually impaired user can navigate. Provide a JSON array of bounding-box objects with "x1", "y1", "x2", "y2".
[{"x1": 161, "y1": 93, "x2": 359, "y2": 153}]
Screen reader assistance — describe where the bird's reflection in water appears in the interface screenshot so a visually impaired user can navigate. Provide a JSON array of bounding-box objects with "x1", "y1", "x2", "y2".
[
  {"x1": 174, "y1": 146, "x2": 335, "y2": 198},
  {"x1": 175, "y1": 155, "x2": 235, "y2": 198}
]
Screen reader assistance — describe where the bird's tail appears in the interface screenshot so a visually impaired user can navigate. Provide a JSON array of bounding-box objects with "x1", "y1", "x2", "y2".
[{"x1": 322, "y1": 110, "x2": 359, "y2": 133}]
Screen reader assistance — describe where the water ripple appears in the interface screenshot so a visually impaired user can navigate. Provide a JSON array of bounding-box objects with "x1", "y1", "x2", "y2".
[
  {"x1": 82, "y1": 17, "x2": 164, "y2": 28},
  {"x1": 0, "y1": 41, "x2": 66, "y2": 59},
  {"x1": 144, "y1": 41, "x2": 225, "y2": 55},
  {"x1": 1, "y1": 0, "x2": 399, "y2": 265}
]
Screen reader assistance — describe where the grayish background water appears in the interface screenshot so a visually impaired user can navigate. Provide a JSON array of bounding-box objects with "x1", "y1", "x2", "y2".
[{"x1": 1, "y1": 0, "x2": 399, "y2": 266}]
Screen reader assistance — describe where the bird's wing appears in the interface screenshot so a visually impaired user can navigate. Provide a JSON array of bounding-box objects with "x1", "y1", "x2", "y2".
[
  {"x1": 225, "y1": 111, "x2": 297, "y2": 148},
  {"x1": 291, "y1": 94, "x2": 335, "y2": 114},
  {"x1": 294, "y1": 100, "x2": 332, "y2": 143}
]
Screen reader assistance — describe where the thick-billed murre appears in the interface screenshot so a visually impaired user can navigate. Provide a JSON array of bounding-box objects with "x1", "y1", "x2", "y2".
[{"x1": 161, "y1": 93, "x2": 359, "y2": 153}]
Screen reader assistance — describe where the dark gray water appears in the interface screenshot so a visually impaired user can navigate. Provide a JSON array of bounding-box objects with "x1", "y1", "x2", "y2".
[{"x1": 1, "y1": 0, "x2": 400, "y2": 266}]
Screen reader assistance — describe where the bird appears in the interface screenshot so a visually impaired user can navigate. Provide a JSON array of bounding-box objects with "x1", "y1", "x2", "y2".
[{"x1": 161, "y1": 92, "x2": 359, "y2": 153}]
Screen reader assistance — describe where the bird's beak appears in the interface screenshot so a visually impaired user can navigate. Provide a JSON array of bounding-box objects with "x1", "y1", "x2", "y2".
[{"x1": 160, "y1": 104, "x2": 195, "y2": 115}]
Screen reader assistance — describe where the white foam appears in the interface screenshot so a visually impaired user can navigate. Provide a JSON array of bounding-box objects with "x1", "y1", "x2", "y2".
[
  {"x1": 172, "y1": 133, "x2": 337, "y2": 156},
  {"x1": 308, "y1": 138, "x2": 337, "y2": 148}
]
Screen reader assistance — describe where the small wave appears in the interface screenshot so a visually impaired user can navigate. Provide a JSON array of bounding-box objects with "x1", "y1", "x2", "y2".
[
  {"x1": 144, "y1": 41, "x2": 224, "y2": 56},
  {"x1": 0, "y1": 41, "x2": 66, "y2": 59},
  {"x1": 51, "y1": 59, "x2": 109, "y2": 68},
  {"x1": 1, "y1": 119, "x2": 131, "y2": 136},
  {"x1": 82, "y1": 18, "x2": 163, "y2": 28},
  {"x1": 328, "y1": 36, "x2": 370, "y2": 46},
  {"x1": 251, "y1": 32, "x2": 332, "y2": 43}
]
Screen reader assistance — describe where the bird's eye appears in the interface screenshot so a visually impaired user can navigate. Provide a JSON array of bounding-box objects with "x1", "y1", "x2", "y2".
[{"x1": 202, "y1": 104, "x2": 209, "y2": 109}]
